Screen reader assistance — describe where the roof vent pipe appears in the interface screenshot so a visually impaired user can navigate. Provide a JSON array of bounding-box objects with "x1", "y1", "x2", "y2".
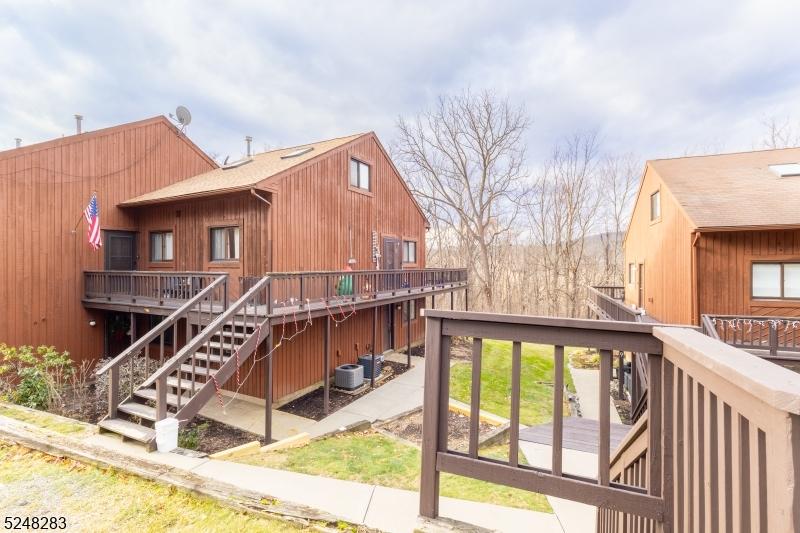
[
  {"x1": 15, "y1": 138, "x2": 21, "y2": 148},
  {"x1": 75, "y1": 114, "x2": 83, "y2": 134},
  {"x1": 245, "y1": 136, "x2": 253, "y2": 158}
]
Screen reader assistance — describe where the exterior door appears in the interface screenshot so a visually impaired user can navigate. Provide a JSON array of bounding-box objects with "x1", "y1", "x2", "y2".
[
  {"x1": 637, "y1": 263, "x2": 645, "y2": 308},
  {"x1": 382, "y1": 237, "x2": 401, "y2": 351},
  {"x1": 105, "y1": 231, "x2": 137, "y2": 271}
]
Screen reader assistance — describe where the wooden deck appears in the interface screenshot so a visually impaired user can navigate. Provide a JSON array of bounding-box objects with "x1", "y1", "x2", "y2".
[{"x1": 519, "y1": 417, "x2": 630, "y2": 454}]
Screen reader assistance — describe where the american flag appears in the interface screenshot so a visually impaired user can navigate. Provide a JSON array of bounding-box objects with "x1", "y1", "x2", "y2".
[{"x1": 84, "y1": 194, "x2": 102, "y2": 250}]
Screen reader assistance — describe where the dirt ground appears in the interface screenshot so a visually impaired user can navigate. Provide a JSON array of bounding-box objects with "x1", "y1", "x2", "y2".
[
  {"x1": 379, "y1": 408, "x2": 495, "y2": 452},
  {"x1": 610, "y1": 377, "x2": 632, "y2": 425},
  {"x1": 181, "y1": 416, "x2": 264, "y2": 454},
  {"x1": 278, "y1": 360, "x2": 410, "y2": 420}
]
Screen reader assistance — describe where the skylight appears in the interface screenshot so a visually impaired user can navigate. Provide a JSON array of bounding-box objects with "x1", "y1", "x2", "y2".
[
  {"x1": 281, "y1": 146, "x2": 314, "y2": 159},
  {"x1": 768, "y1": 163, "x2": 800, "y2": 177}
]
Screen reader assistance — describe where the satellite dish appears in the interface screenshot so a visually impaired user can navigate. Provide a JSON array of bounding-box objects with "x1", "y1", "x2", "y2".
[{"x1": 175, "y1": 106, "x2": 192, "y2": 126}]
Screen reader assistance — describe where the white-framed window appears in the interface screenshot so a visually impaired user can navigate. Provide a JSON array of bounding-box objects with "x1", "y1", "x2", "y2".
[
  {"x1": 752, "y1": 262, "x2": 800, "y2": 298},
  {"x1": 150, "y1": 231, "x2": 174, "y2": 262},
  {"x1": 349, "y1": 158, "x2": 371, "y2": 191},
  {"x1": 628, "y1": 263, "x2": 635, "y2": 284},
  {"x1": 403, "y1": 300, "x2": 417, "y2": 321},
  {"x1": 210, "y1": 226, "x2": 240, "y2": 261},
  {"x1": 403, "y1": 240, "x2": 417, "y2": 263},
  {"x1": 650, "y1": 190, "x2": 661, "y2": 221}
]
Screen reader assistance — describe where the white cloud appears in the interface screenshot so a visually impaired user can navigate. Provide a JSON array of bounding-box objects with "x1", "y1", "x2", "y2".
[{"x1": 1, "y1": 0, "x2": 799, "y2": 164}]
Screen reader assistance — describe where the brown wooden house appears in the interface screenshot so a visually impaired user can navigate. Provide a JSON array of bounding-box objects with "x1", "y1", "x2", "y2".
[
  {"x1": 0, "y1": 116, "x2": 466, "y2": 445},
  {"x1": 620, "y1": 147, "x2": 800, "y2": 326}
]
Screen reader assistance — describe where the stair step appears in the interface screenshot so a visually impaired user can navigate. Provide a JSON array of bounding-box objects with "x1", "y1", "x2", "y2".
[
  {"x1": 134, "y1": 387, "x2": 193, "y2": 407},
  {"x1": 166, "y1": 376, "x2": 193, "y2": 390},
  {"x1": 118, "y1": 401, "x2": 159, "y2": 422},
  {"x1": 180, "y1": 363, "x2": 214, "y2": 376},
  {"x1": 193, "y1": 352, "x2": 231, "y2": 364},
  {"x1": 201, "y1": 340, "x2": 243, "y2": 353},
  {"x1": 98, "y1": 417, "x2": 156, "y2": 443},
  {"x1": 218, "y1": 330, "x2": 248, "y2": 340}
]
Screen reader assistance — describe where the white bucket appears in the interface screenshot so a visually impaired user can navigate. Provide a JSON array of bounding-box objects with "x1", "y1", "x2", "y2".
[{"x1": 154, "y1": 417, "x2": 179, "y2": 452}]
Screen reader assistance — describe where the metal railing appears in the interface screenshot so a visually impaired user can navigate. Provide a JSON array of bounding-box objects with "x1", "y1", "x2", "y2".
[
  {"x1": 95, "y1": 274, "x2": 229, "y2": 419},
  {"x1": 85, "y1": 271, "x2": 226, "y2": 305},
  {"x1": 702, "y1": 314, "x2": 800, "y2": 358}
]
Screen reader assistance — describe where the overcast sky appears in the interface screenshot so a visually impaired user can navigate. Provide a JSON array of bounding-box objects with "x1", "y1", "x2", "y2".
[{"x1": 2, "y1": 0, "x2": 800, "y2": 165}]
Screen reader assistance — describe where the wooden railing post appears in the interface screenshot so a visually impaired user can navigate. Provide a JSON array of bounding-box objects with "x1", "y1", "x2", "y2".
[
  {"x1": 108, "y1": 365, "x2": 119, "y2": 417},
  {"x1": 769, "y1": 325, "x2": 778, "y2": 357},
  {"x1": 155, "y1": 376, "x2": 167, "y2": 421},
  {"x1": 420, "y1": 316, "x2": 446, "y2": 518},
  {"x1": 648, "y1": 353, "x2": 663, "y2": 498}
]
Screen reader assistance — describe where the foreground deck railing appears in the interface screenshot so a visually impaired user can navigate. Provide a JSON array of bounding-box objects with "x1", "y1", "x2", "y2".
[
  {"x1": 419, "y1": 310, "x2": 800, "y2": 531},
  {"x1": 420, "y1": 310, "x2": 668, "y2": 525},
  {"x1": 241, "y1": 268, "x2": 468, "y2": 310},
  {"x1": 85, "y1": 271, "x2": 227, "y2": 305},
  {"x1": 702, "y1": 313, "x2": 800, "y2": 358}
]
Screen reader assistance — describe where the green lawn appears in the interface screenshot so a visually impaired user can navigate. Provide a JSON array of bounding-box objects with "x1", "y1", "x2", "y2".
[
  {"x1": 235, "y1": 432, "x2": 551, "y2": 513},
  {"x1": 0, "y1": 443, "x2": 306, "y2": 532},
  {"x1": 449, "y1": 340, "x2": 575, "y2": 426},
  {"x1": 0, "y1": 403, "x2": 90, "y2": 435}
]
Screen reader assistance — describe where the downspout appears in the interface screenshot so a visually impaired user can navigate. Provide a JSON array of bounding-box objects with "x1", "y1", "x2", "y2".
[
  {"x1": 250, "y1": 188, "x2": 272, "y2": 272},
  {"x1": 691, "y1": 230, "x2": 700, "y2": 325}
]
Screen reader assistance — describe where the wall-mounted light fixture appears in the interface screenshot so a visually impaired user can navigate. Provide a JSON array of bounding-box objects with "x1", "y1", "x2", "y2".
[{"x1": 88, "y1": 320, "x2": 97, "y2": 327}]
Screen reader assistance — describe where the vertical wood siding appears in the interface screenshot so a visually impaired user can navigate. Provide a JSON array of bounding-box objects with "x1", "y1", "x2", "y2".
[{"x1": 0, "y1": 118, "x2": 215, "y2": 363}]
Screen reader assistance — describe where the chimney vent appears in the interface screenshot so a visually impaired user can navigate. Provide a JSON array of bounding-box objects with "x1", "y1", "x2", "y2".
[
  {"x1": 74, "y1": 114, "x2": 83, "y2": 134},
  {"x1": 15, "y1": 138, "x2": 21, "y2": 148},
  {"x1": 245, "y1": 136, "x2": 253, "y2": 158}
]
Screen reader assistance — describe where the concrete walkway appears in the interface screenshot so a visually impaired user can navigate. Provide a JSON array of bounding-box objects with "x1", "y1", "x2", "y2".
[
  {"x1": 74, "y1": 429, "x2": 561, "y2": 532},
  {"x1": 200, "y1": 396, "x2": 316, "y2": 441},
  {"x1": 569, "y1": 367, "x2": 622, "y2": 424},
  {"x1": 306, "y1": 354, "x2": 427, "y2": 437}
]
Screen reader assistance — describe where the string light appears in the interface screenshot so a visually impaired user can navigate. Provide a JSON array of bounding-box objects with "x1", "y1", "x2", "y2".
[{"x1": 710, "y1": 317, "x2": 800, "y2": 332}]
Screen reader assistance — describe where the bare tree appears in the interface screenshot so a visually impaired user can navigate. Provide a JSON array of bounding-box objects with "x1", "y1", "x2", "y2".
[
  {"x1": 395, "y1": 90, "x2": 530, "y2": 310},
  {"x1": 598, "y1": 154, "x2": 640, "y2": 283},
  {"x1": 760, "y1": 116, "x2": 800, "y2": 149}
]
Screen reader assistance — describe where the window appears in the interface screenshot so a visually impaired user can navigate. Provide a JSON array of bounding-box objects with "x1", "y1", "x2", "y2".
[
  {"x1": 403, "y1": 240, "x2": 417, "y2": 263},
  {"x1": 628, "y1": 263, "x2": 635, "y2": 284},
  {"x1": 403, "y1": 300, "x2": 417, "y2": 321},
  {"x1": 752, "y1": 262, "x2": 800, "y2": 298},
  {"x1": 150, "y1": 231, "x2": 173, "y2": 262},
  {"x1": 650, "y1": 190, "x2": 661, "y2": 221},
  {"x1": 210, "y1": 226, "x2": 240, "y2": 261},
  {"x1": 349, "y1": 158, "x2": 370, "y2": 191}
]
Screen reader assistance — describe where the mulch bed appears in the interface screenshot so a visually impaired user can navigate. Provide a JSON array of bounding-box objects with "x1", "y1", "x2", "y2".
[
  {"x1": 278, "y1": 360, "x2": 411, "y2": 421},
  {"x1": 181, "y1": 415, "x2": 264, "y2": 455},
  {"x1": 610, "y1": 377, "x2": 632, "y2": 425},
  {"x1": 380, "y1": 409, "x2": 494, "y2": 452}
]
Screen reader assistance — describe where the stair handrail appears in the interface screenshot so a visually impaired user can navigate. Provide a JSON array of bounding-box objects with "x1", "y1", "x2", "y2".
[
  {"x1": 141, "y1": 276, "x2": 271, "y2": 390},
  {"x1": 95, "y1": 274, "x2": 229, "y2": 377}
]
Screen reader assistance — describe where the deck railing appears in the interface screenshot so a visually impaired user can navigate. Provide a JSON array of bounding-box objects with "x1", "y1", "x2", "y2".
[
  {"x1": 94, "y1": 274, "x2": 229, "y2": 419},
  {"x1": 600, "y1": 327, "x2": 800, "y2": 532},
  {"x1": 420, "y1": 310, "x2": 800, "y2": 532},
  {"x1": 85, "y1": 271, "x2": 226, "y2": 305},
  {"x1": 420, "y1": 310, "x2": 668, "y2": 525},
  {"x1": 240, "y1": 268, "x2": 468, "y2": 310},
  {"x1": 702, "y1": 314, "x2": 800, "y2": 358}
]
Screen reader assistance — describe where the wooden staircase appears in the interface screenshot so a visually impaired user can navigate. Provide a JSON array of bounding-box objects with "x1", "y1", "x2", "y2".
[{"x1": 95, "y1": 276, "x2": 272, "y2": 449}]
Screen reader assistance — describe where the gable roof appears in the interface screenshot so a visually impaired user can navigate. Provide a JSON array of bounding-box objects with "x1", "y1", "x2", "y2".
[
  {"x1": 121, "y1": 133, "x2": 366, "y2": 206},
  {"x1": 647, "y1": 146, "x2": 800, "y2": 230},
  {"x1": 0, "y1": 116, "x2": 216, "y2": 168}
]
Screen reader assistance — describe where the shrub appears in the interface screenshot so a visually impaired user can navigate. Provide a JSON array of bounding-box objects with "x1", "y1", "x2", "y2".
[
  {"x1": 178, "y1": 422, "x2": 209, "y2": 450},
  {"x1": 0, "y1": 344, "x2": 74, "y2": 409}
]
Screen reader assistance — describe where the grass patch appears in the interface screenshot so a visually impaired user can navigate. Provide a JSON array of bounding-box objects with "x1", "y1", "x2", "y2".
[
  {"x1": 449, "y1": 340, "x2": 575, "y2": 426},
  {"x1": 236, "y1": 432, "x2": 551, "y2": 513},
  {"x1": 0, "y1": 443, "x2": 307, "y2": 531},
  {"x1": 0, "y1": 404, "x2": 89, "y2": 435}
]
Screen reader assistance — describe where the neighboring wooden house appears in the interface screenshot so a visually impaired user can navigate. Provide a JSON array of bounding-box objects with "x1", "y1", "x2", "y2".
[
  {"x1": 0, "y1": 115, "x2": 466, "y2": 445},
  {"x1": 621, "y1": 148, "x2": 800, "y2": 325}
]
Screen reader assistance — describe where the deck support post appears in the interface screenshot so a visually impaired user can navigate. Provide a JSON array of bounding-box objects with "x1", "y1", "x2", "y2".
[
  {"x1": 264, "y1": 329, "x2": 273, "y2": 443},
  {"x1": 407, "y1": 300, "x2": 412, "y2": 368},
  {"x1": 324, "y1": 315, "x2": 331, "y2": 410},
  {"x1": 617, "y1": 351, "x2": 624, "y2": 400},
  {"x1": 371, "y1": 307, "x2": 377, "y2": 388},
  {"x1": 430, "y1": 294, "x2": 434, "y2": 310},
  {"x1": 450, "y1": 291, "x2": 454, "y2": 310},
  {"x1": 465, "y1": 287, "x2": 469, "y2": 311}
]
